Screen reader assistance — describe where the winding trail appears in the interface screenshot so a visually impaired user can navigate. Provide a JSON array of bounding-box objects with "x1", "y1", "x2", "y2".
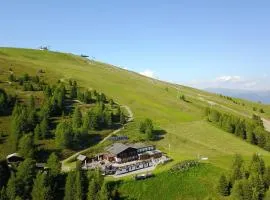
[
  {"x1": 61, "y1": 104, "x2": 134, "y2": 172},
  {"x1": 263, "y1": 118, "x2": 270, "y2": 132},
  {"x1": 100, "y1": 105, "x2": 134, "y2": 144}
]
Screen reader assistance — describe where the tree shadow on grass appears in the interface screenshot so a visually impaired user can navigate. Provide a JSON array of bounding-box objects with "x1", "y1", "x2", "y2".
[
  {"x1": 71, "y1": 133, "x2": 101, "y2": 151},
  {"x1": 35, "y1": 148, "x2": 61, "y2": 163},
  {"x1": 0, "y1": 135, "x2": 8, "y2": 145},
  {"x1": 107, "y1": 180, "x2": 134, "y2": 200},
  {"x1": 152, "y1": 129, "x2": 167, "y2": 141}
]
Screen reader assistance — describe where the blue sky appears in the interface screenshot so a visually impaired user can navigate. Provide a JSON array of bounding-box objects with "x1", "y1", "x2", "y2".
[{"x1": 1, "y1": 1, "x2": 270, "y2": 90}]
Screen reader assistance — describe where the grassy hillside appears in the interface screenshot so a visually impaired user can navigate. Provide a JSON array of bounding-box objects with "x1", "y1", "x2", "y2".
[{"x1": 1, "y1": 47, "x2": 270, "y2": 198}]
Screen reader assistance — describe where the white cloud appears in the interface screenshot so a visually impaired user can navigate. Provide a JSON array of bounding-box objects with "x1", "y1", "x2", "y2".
[
  {"x1": 186, "y1": 75, "x2": 269, "y2": 90},
  {"x1": 215, "y1": 76, "x2": 241, "y2": 82},
  {"x1": 139, "y1": 69, "x2": 155, "y2": 78}
]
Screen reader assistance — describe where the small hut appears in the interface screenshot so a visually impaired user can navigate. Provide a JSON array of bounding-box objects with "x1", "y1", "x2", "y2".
[{"x1": 6, "y1": 153, "x2": 24, "y2": 164}]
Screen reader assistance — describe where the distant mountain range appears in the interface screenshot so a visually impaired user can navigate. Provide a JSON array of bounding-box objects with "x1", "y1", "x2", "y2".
[{"x1": 205, "y1": 88, "x2": 270, "y2": 104}]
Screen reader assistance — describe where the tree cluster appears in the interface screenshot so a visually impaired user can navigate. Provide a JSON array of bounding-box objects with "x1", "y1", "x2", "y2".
[
  {"x1": 205, "y1": 108, "x2": 270, "y2": 151},
  {"x1": 9, "y1": 73, "x2": 46, "y2": 91},
  {"x1": 217, "y1": 154, "x2": 270, "y2": 200},
  {"x1": 0, "y1": 153, "x2": 61, "y2": 200},
  {"x1": 219, "y1": 94, "x2": 242, "y2": 105},
  {"x1": 56, "y1": 103, "x2": 124, "y2": 149},
  {"x1": 42, "y1": 83, "x2": 66, "y2": 116},
  {"x1": 139, "y1": 118, "x2": 155, "y2": 140},
  {"x1": 64, "y1": 169, "x2": 118, "y2": 200},
  {"x1": 0, "y1": 89, "x2": 16, "y2": 116},
  {"x1": 9, "y1": 97, "x2": 38, "y2": 151}
]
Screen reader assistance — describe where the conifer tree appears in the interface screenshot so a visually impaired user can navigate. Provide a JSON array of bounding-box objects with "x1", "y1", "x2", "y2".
[
  {"x1": 231, "y1": 154, "x2": 244, "y2": 183},
  {"x1": 31, "y1": 172, "x2": 51, "y2": 200},
  {"x1": 16, "y1": 158, "x2": 36, "y2": 199},
  {"x1": 98, "y1": 182, "x2": 110, "y2": 200},
  {"x1": 105, "y1": 111, "x2": 113, "y2": 128},
  {"x1": 64, "y1": 172, "x2": 75, "y2": 200},
  {"x1": 0, "y1": 160, "x2": 10, "y2": 189},
  {"x1": 6, "y1": 174, "x2": 17, "y2": 200},
  {"x1": 55, "y1": 120, "x2": 73, "y2": 149},
  {"x1": 72, "y1": 106, "x2": 82, "y2": 130},
  {"x1": 120, "y1": 111, "x2": 126, "y2": 125},
  {"x1": 0, "y1": 187, "x2": 7, "y2": 200},
  {"x1": 87, "y1": 179, "x2": 97, "y2": 200},
  {"x1": 40, "y1": 117, "x2": 49, "y2": 138},
  {"x1": 217, "y1": 174, "x2": 230, "y2": 196},
  {"x1": 249, "y1": 174, "x2": 265, "y2": 200},
  {"x1": 74, "y1": 171, "x2": 83, "y2": 200},
  {"x1": 18, "y1": 133, "x2": 35, "y2": 158},
  {"x1": 46, "y1": 153, "x2": 61, "y2": 177},
  {"x1": 34, "y1": 124, "x2": 41, "y2": 142},
  {"x1": 263, "y1": 166, "x2": 270, "y2": 188},
  {"x1": 70, "y1": 85, "x2": 77, "y2": 99},
  {"x1": 249, "y1": 154, "x2": 265, "y2": 175}
]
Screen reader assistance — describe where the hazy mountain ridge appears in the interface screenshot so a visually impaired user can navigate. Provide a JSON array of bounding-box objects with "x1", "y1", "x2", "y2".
[{"x1": 206, "y1": 88, "x2": 270, "y2": 104}]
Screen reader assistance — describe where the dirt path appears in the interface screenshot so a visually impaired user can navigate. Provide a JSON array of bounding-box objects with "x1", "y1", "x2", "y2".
[
  {"x1": 263, "y1": 118, "x2": 270, "y2": 132},
  {"x1": 100, "y1": 105, "x2": 134, "y2": 144}
]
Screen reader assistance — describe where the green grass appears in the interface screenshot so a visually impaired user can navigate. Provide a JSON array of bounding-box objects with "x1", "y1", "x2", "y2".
[
  {"x1": 1, "y1": 47, "x2": 270, "y2": 198},
  {"x1": 116, "y1": 163, "x2": 224, "y2": 200}
]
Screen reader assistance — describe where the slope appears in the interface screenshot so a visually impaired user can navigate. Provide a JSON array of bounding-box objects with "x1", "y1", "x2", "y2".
[{"x1": 0, "y1": 47, "x2": 270, "y2": 171}]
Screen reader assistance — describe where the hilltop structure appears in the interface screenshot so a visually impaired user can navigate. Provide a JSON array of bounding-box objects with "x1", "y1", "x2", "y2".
[{"x1": 79, "y1": 142, "x2": 168, "y2": 176}]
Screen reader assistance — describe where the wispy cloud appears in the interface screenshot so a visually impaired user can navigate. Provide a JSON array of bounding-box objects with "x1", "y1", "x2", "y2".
[
  {"x1": 215, "y1": 76, "x2": 241, "y2": 82},
  {"x1": 186, "y1": 75, "x2": 270, "y2": 90},
  {"x1": 139, "y1": 69, "x2": 155, "y2": 78}
]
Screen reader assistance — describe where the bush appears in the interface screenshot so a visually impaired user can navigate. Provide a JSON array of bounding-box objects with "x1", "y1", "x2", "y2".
[{"x1": 170, "y1": 160, "x2": 200, "y2": 173}]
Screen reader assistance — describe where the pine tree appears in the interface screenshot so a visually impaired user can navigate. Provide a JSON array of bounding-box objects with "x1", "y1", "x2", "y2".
[
  {"x1": 6, "y1": 174, "x2": 17, "y2": 200},
  {"x1": 70, "y1": 85, "x2": 77, "y2": 99},
  {"x1": 16, "y1": 158, "x2": 36, "y2": 199},
  {"x1": 74, "y1": 171, "x2": 83, "y2": 200},
  {"x1": 249, "y1": 174, "x2": 265, "y2": 200},
  {"x1": 0, "y1": 187, "x2": 7, "y2": 200},
  {"x1": 34, "y1": 124, "x2": 41, "y2": 142},
  {"x1": 242, "y1": 179, "x2": 252, "y2": 200},
  {"x1": 31, "y1": 172, "x2": 51, "y2": 200},
  {"x1": 231, "y1": 154, "x2": 244, "y2": 183},
  {"x1": 146, "y1": 127, "x2": 154, "y2": 140},
  {"x1": 64, "y1": 172, "x2": 75, "y2": 200},
  {"x1": 98, "y1": 183, "x2": 110, "y2": 200},
  {"x1": 0, "y1": 160, "x2": 10, "y2": 189},
  {"x1": 217, "y1": 174, "x2": 230, "y2": 196},
  {"x1": 40, "y1": 117, "x2": 49, "y2": 139},
  {"x1": 231, "y1": 179, "x2": 245, "y2": 200},
  {"x1": 87, "y1": 180, "x2": 97, "y2": 200},
  {"x1": 119, "y1": 111, "x2": 126, "y2": 125},
  {"x1": 263, "y1": 166, "x2": 270, "y2": 188},
  {"x1": 18, "y1": 133, "x2": 35, "y2": 158},
  {"x1": 72, "y1": 106, "x2": 82, "y2": 130},
  {"x1": 55, "y1": 120, "x2": 73, "y2": 149},
  {"x1": 105, "y1": 111, "x2": 113, "y2": 128},
  {"x1": 249, "y1": 154, "x2": 265, "y2": 175},
  {"x1": 46, "y1": 153, "x2": 61, "y2": 177}
]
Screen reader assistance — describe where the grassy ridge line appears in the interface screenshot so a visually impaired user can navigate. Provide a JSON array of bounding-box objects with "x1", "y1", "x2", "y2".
[{"x1": 0, "y1": 47, "x2": 270, "y2": 170}]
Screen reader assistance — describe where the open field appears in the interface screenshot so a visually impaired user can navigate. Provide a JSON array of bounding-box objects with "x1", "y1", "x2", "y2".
[
  {"x1": 1, "y1": 47, "x2": 270, "y2": 198},
  {"x1": 116, "y1": 163, "x2": 224, "y2": 200}
]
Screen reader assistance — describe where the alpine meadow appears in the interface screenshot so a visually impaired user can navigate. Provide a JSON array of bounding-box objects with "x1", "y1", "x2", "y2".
[{"x1": 0, "y1": 47, "x2": 270, "y2": 200}]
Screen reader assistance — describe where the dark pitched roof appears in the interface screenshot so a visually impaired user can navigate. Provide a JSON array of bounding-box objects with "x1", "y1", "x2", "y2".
[
  {"x1": 106, "y1": 143, "x2": 133, "y2": 155},
  {"x1": 129, "y1": 143, "x2": 154, "y2": 149}
]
